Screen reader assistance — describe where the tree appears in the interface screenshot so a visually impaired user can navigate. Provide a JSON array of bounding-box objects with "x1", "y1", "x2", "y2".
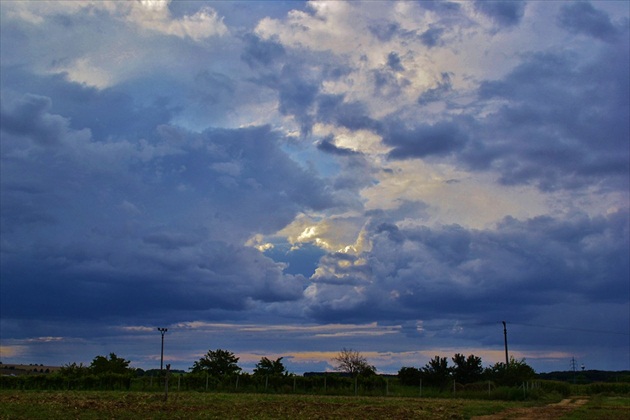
[
  {"x1": 59, "y1": 362, "x2": 88, "y2": 378},
  {"x1": 332, "y1": 348, "x2": 376, "y2": 376},
  {"x1": 253, "y1": 357, "x2": 287, "y2": 376},
  {"x1": 190, "y1": 349, "x2": 241, "y2": 376},
  {"x1": 452, "y1": 353, "x2": 484, "y2": 384},
  {"x1": 422, "y1": 355, "x2": 451, "y2": 390},
  {"x1": 486, "y1": 356, "x2": 536, "y2": 386},
  {"x1": 89, "y1": 353, "x2": 132, "y2": 375},
  {"x1": 398, "y1": 366, "x2": 422, "y2": 386}
]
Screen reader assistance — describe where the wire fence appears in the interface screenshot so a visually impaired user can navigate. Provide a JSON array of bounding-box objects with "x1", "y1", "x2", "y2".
[{"x1": 2, "y1": 373, "x2": 589, "y2": 400}]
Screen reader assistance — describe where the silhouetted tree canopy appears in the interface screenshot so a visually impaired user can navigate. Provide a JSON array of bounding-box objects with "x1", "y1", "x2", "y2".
[
  {"x1": 332, "y1": 348, "x2": 376, "y2": 376},
  {"x1": 190, "y1": 348, "x2": 241, "y2": 376},
  {"x1": 486, "y1": 356, "x2": 536, "y2": 386},
  {"x1": 89, "y1": 353, "x2": 132, "y2": 375},
  {"x1": 422, "y1": 355, "x2": 451, "y2": 390},
  {"x1": 253, "y1": 357, "x2": 287, "y2": 376},
  {"x1": 452, "y1": 353, "x2": 484, "y2": 384},
  {"x1": 398, "y1": 366, "x2": 422, "y2": 386}
]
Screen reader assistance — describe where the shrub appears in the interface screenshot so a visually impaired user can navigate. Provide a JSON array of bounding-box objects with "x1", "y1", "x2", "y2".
[{"x1": 539, "y1": 380, "x2": 571, "y2": 397}]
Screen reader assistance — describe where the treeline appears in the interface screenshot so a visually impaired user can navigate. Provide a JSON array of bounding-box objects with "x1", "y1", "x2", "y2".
[
  {"x1": 397, "y1": 354, "x2": 536, "y2": 389},
  {"x1": 537, "y1": 370, "x2": 630, "y2": 384},
  {"x1": 3, "y1": 349, "x2": 629, "y2": 399},
  {"x1": 0, "y1": 353, "x2": 137, "y2": 390}
]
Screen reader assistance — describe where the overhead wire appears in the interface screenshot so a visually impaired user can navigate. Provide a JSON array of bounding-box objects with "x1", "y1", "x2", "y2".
[{"x1": 506, "y1": 321, "x2": 630, "y2": 336}]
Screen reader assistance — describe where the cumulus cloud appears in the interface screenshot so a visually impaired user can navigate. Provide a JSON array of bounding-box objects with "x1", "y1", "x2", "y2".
[
  {"x1": 0, "y1": 94, "x2": 69, "y2": 146},
  {"x1": 0, "y1": 93, "x2": 334, "y2": 323},
  {"x1": 241, "y1": 33, "x2": 286, "y2": 68},
  {"x1": 383, "y1": 120, "x2": 469, "y2": 159},
  {"x1": 557, "y1": 1, "x2": 621, "y2": 42},
  {"x1": 473, "y1": 0, "x2": 526, "y2": 28},
  {"x1": 419, "y1": 26, "x2": 445, "y2": 48},
  {"x1": 1, "y1": 0, "x2": 628, "y2": 372},
  {"x1": 471, "y1": 41, "x2": 629, "y2": 191},
  {"x1": 305, "y1": 211, "x2": 629, "y2": 324},
  {"x1": 5, "y1": 1, "x2": 227, "y2": 41},
  {"x1": 130, "y1": 0, "x2": 228, "y2": 41}
]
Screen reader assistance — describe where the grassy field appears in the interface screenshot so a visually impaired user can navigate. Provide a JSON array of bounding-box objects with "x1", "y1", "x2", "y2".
[
  {"x1": 562, "y1": 396, "x2": 630, "y2": 420},
  {"x1": 2, "y1": 390, "x2": 628, "y2": 419},
  {"x1": 0, "y1": 390, "x2": 536, "y2": 419}
]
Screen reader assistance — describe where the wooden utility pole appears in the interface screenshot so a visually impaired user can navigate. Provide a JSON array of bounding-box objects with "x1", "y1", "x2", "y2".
[
  {"x1": 502, "y1": 321, "x2": 509, "y2": 366},
  {"x1": 158, "y1": 327, "x2": 168, "y2": 371}
]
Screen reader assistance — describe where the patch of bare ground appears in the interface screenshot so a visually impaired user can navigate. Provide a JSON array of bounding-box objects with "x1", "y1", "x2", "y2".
[{"x1": 472, "y1": 398, "x2": 589, "y2": 420}]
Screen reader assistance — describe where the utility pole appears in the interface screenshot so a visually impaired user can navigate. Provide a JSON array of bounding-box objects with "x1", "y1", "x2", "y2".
[
  {"x1": 502, "y1": 321, "x2": 509, "y2": 366},
  {"x1": 158, "y1": 327, "x2": 168, "y2": 371}
]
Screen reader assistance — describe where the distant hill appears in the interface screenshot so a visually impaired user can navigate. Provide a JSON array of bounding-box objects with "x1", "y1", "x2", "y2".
[
  {"x1": 537, "y1": 370, "x2": 630, "y2": 384},
  {"x1": 1, "y1": 364, "x2": 62, "y2": 376},
  {"x1": 0, "y1": 364, "x2": 188, "y2": 377}
]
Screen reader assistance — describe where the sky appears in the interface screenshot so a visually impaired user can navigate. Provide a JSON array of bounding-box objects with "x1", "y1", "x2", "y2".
[{"x1": 1, "y1": 0, "x2": 628, "y2": 375}]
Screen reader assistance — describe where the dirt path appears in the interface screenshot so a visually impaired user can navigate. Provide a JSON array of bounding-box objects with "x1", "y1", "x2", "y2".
[{"x1": 472, "y1": 397, "x2": 589, "y2": 420}]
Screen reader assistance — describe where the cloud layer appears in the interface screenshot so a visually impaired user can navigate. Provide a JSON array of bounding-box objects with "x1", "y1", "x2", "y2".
[{"x1": 1, "y1": 0, "x2": 628, "y2": 373}]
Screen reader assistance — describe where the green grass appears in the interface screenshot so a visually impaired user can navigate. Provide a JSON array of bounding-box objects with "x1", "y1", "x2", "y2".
[
  {"x1": 0, "y1": 390, "x2": 530, "y2": 419},
  {"x1": 561, "y1": 395, "x2": 630, "y2": 420}
]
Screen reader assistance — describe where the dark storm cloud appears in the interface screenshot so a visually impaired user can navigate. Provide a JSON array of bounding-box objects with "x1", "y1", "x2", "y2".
[
  {"x1": 1, "y1": 68, "x2": 177, "y2": 141},
  {"x1": 470, "y1": 39, "x2": 629, "y2": 191},
  {"x1": 387, "y1": 52, "x2": 404, "y2": 72},
  {"x1": 368, "y1": 22, "x2": 400, "y2": 42},
  {"x1": 419, "y1": 26, "x2": 445, "y2": 48},
  {"x1": 418, "y1": 1, "x2": 462, "y2": 14},
  {"x1": 316, "y1": 137, "x2": 359, "y2": 156},
  {"x1": 0, "y1": 242, "x2": 307, "y2": 322},
  {"x1": 383, "y1": 120, "x2": 469, "y2": 159},
  {"x1": 0, "y1": 94, "x2": 68, "y2": 146},
  {"x1": 0, "y1": 95, "x2": 333, "y2": 324},
  {"x1": 315, "y1": 94, "x2": 379, "y2": 132},
  {"x1": 473, "y1": 0, "x2": 526, "y2": 27},
  {"x1": 2, "y1": 0, "x2": 628, "y2": 372},
  {"x1": 258, "y1": 63, "x2": 319, "y2": 135},
  {"x1": 142, "y1": 230, "x2": 205, "y2": 250},
  {"x1": 306, "y1": 210, "x2": 629, "y2": 324},
  {"x1": 241, "y1": 33, "x2": 286, "y2": 68},
  {"x1": 557, "y1": 1, "x2": 621, "y2": 42}
]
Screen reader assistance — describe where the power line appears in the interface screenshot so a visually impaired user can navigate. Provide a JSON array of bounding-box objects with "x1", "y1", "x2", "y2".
[{"x1": 508, "y1": 322, "x2": 630, "y2": 336}]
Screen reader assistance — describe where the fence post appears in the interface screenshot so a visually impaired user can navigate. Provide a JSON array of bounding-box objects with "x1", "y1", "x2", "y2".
[
  {"x1": 419, "y1": 378, "x2": 422, "y2": 397},
  {"x1": 205, "y1": 373, "x2": 208, "y2": 391},
  {"x1": 235, "y1": 375, "x2": 239, "y2": 391},
  {"x1": 355, "y1": 376, "x2": 358, "y2": 396},
  {"x1": 178, "y1": 374, "x2": 181, "y2": 392},
  {"x1": 164, "y1": 364, "x2": 170, "y2": 401},
  {"x1": 386, "y1": 378, "x2": 389, "y2": 396},
  {"x1": 293, "y1": 376, "x2": 296, "y2": 393},
  {"x1": 265, "y1": 375, "x2": 268, "y2": 391}
]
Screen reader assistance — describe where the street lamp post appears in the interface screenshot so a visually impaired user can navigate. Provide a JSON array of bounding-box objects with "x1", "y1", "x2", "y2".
[{"x1": 157, "y1": 327, "x2": 168, "y2": 371}]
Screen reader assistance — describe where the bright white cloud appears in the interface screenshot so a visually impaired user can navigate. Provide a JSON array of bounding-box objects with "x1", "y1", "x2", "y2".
[{"x1": 131, "y1": 0, "x2": 228, "y2": 40}]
